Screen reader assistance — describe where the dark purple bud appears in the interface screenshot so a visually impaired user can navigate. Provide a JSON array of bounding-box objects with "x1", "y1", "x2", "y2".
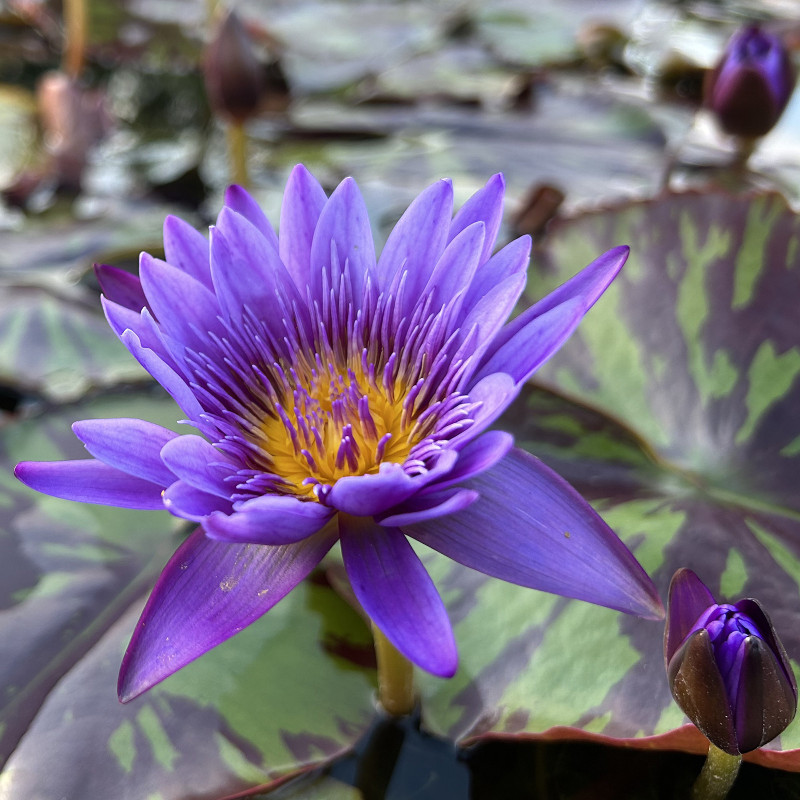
[
  {"x1": 665, "y1": 569, "x2": 797, "y2": 754},
  {"x1": 203, "y1": 11, "x2": 265, "y2": 123},
  {"x1": 704, "y1": 26, "x2": 796, "y2": 138}
]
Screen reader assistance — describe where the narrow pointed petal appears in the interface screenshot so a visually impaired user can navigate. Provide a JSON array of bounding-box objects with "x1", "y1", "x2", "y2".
[
  {"x1": 100, "y1": 297, "x2": 172, "y2": 368},
  {"x1": 163, "y1": 215, "x2": 212, "y2": 288},
  {"x1": 279, "y1": 164, "x2": 328, "y2": 292},
  {"x1": 492, "y1": 245, "x2": 628, "y2": 353},
  {"x1": 213, "y1": 208, "x2": 310, "y2": 335},
  {"x1": 379, "y1": 488, "x2": 478, "y2": 527},
  {"x1": 475, "y1": 297, "x2": 585, "y2": 386},
  {"x1": 224, "y1": 184, "x2": 280, "y2": 251},
  {"x1": 139, "y1": 253, "x2": 223, "y2": 352},
  {"x1": 163, "y1": 481, "x2": 232, "y2": 521},
  {"x1": 95, "y1": 264, "x2": 147, "y2": 312},
  {"x1": 310, "y1": 177, "x2": 375, "y2": 305},
  {"x1": 734, "y1": 636, "x2": 798, "y2": 752},
  {"x1": 423, "y1": 221, "x2": 484, "y2": 316},
  {"x1": 72, "y1": 418, "x2": 178, "y2": 485},
  {"x1": 118, "y1": 524, "x2": 338, "y2": 701},
  {"x1": 455, "y1": 271, "x2": 527, "y2": 380},
  {"x1": 665, "y1": 568, "x2": 717, "y2": 663},
  {"x1": 339, "y1": 519, "x2": 457, "y2": 677},
  {"x1": 375, "y1": 179, "x2": 453, "y2": 302},
  {"x1": 119, "y1": 329, "x2": 204, "y2": 422},
  {"x1": 160, "y1": 435, "x2": 234, "y2": 498},
  {"x1": 448, "y1": 173, "x2": 504, "y2": 264},
  {"x1": 15, "y1": 460, "x2": 166, "y2": 509},
  {"x1": 405, "y1": 447, "x2": 663, "y2": 619},
  {"x1": 326, "y1": 461, "x2": 418, "y2": 516},
  {"x1": 426, "y1": 431, "x2": 513, "y2": 492},
  {"x1": 461, "y1": 235, "x2": 531, "y2": 321},
  {"x1": 205, "y1": 495, "x2": 334, "y2": 544}
]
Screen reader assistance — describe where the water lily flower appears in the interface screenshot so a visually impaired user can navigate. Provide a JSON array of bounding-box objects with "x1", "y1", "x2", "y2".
[
  {"x1": 705, "y1": 25, "x2": 796, "y2": 139},
  {"x1": 16, "y1": 166, "x2": 662, "y2": 701},
  {"x1": 665, "y1": 568, "x2": 797, "y2": 755}
]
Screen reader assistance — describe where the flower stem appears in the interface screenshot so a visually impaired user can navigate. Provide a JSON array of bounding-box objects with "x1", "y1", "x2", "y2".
[
  {"x1": 692, "y1": 744, "x2": 742, "y2": 800},
  {"x1": 227, "y1": 121, "x2": 249, "y2": 188},
  {"x1": 62, "y1": 0, "x2": 87, "y2": 79},
  {"x1": 372, "y1": 623, "x2": 415, "y2": 717}
]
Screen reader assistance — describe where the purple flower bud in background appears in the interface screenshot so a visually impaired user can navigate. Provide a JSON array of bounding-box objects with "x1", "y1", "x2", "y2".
[
  {"x1": 203, "y1": 10, "x2": 265, "y2": 123},
  {"x1": 704, "y1": 26, "x2": 796, "y2": 138},
  {"x1": 665, "y1": 568, "x2": 797, "y2": 755}
]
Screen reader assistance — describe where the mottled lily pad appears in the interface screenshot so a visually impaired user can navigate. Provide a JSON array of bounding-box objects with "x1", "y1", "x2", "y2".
[{"x1": 418, "y1": 190, "x2": 800, "y2": 770}]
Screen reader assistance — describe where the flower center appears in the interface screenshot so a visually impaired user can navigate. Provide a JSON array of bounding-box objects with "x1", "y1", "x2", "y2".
[{"x1": 257, "y1": 356, "x2": 419, "y2": 499}]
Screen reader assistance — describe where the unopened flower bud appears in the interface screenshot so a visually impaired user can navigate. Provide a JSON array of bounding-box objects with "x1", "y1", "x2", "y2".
[
  {"x1": 704, "y1": 26, "x2": 796, "y2": 138},
  {"x1": 203, "y1": 10, "x2": 264, "y2": 123},
  {"x1": 665, "y1": 569, "x2": 797, "y2": 755}
]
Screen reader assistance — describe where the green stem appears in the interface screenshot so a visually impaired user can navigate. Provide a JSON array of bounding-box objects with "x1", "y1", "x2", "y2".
[
  {"x1": 692, "y1": 744, "x2": 742, "y2": 800},
  {"x1": 733, "y1": 135, "x2": 757, "y2": 170},
  {"x1": 226, "y1": 121, "x2": 249, "y2": 188},
  {"x1": 372, "y1": 623, "x2": 415, "y2": 716},
  {"x1": 62, "y1": 0, "x2": 87, "y2": 79}
]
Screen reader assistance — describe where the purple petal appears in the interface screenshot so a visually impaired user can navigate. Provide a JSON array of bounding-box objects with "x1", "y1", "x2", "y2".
[
  {"x1": 491, "y1": 245, "x2": 628, "y2": 354},
  {"x1": 378, "y1": 488, "x2": 478, "y2": 527},
  {"x1": 376, "y1": 179, "x2": 453, "y2": 304},
  {"x1": 15, "y1": 459, "x2": 166, "y2": 509},
  {"x1": 326, "y1": 462, "x2": 418, "y2": 516},
  {"x1": 734, "y1": 598, "x2": 798, "y2": 694},
  {"x1": 139, "y1": 253, "x2": 223, "y2": 354},
  {"x1": 212, "y1": 208, "x2": 310, "y2": 336},
  {"x1": 475, "y1": 297, "x2": 585, "y2": 386},
  {"x1": 423, "y1": 221, "x2": 484, "y2": 317},
  {"x1": 163, "y1": 215, "x2": 212, "y2": 289},
  {"x1": 118, "y1": 525, "x2": 338, "y2": 700},
  {"x1": 163, "y1": 481, "x2": 232, "y2": 521},
  {"x1": 664, "y1": 568, "x2": 716, "y2": 663},
  {"x1": 405, "y1": 447, "x2": 664, "y2": 619},
  {"x1": 734, "y1": 635, "x2": 798, "y2": 752},
  {"x1": 101, "y1": 298, "x2": 180, "y2": 373},
  {"x1": 309, "y1": 177, "x2": 375, "y2": 306},
  {"x1": 279, "y1": 164, "x2": 328, "y2": 293},
  {"x1": 426, "y1": 430, "x2": 513, "y2": 492},
  {"x1": 95, "y1": 264, "x2": 147, "y2": 312},
  {"x1": 159, "y1": 435, "x2": 234, "y2": 498},
  {"x1": 224, "y1": 184, "x2": 280, "y2": 252},
  {"x1": 339, "y1": 518, "x2": 457, "y2": 677},
  {"x1": 205, "y1": 494, "x2": 335, "y2": 544},
  {"x1": 72, "y1": 418, "x2": 178, "y2": 485},
  {"x1": 460, "y1": 235, "x2": 531, "y2": 322},
  {"x1": 448, "y1": 173, "x2": 505, "y2": 264},
  {"x1": 119, "y1": 329, "x2": 204, "y2": 422},
  {"x1": 451, "y1": 372, "x2": 518, "y2": 447}
]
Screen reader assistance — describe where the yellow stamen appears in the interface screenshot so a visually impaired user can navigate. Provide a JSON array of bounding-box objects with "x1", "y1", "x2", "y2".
[{"x1": 257, "y1": 360, "x2": 418, "y2": 499}]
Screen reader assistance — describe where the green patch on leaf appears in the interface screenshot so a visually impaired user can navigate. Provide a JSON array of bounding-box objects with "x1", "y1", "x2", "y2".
[
  {"x1": 108, "y1": 720, "x2": 136, "y2": 774},
  {"x1": 736, "y1": 341, "x2": 800, "y2": 445}
]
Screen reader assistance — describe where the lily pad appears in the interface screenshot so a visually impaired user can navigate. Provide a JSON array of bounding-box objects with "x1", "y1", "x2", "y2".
[
  {"x1": 0, "y1": 279, "x2": 148, "y2": 401},
  {"x1": 0, "y1": 392, "x2": 375, "y2": 796},
  {"x1": 418, "y1": 189, "x2": 800, "y2": 770}
]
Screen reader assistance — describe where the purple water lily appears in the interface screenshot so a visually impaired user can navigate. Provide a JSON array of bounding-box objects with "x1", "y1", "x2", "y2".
[
  {"x1": 665, "y1": 569, "x2": 797, "y2": 754},
  {"x1": 16, "y1": 166, "x2": 662, "y2": 701}
]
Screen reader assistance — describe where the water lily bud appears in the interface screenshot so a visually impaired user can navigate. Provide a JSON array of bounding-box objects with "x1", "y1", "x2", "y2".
[
  {"x1": 704, "y1": 26, "x2": 796, "y2": 138},
  {"x1": 203, "y1": 10, "x2": 264, "y2": 123},
  {"x1": 665, "y1": 569, "x2": 797, "y2": 755}
]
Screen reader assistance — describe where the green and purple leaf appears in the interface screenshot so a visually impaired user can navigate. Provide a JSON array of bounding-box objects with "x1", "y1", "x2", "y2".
[{"x1": 418, "y1": 190, "x2": 800, "y2": 770}]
